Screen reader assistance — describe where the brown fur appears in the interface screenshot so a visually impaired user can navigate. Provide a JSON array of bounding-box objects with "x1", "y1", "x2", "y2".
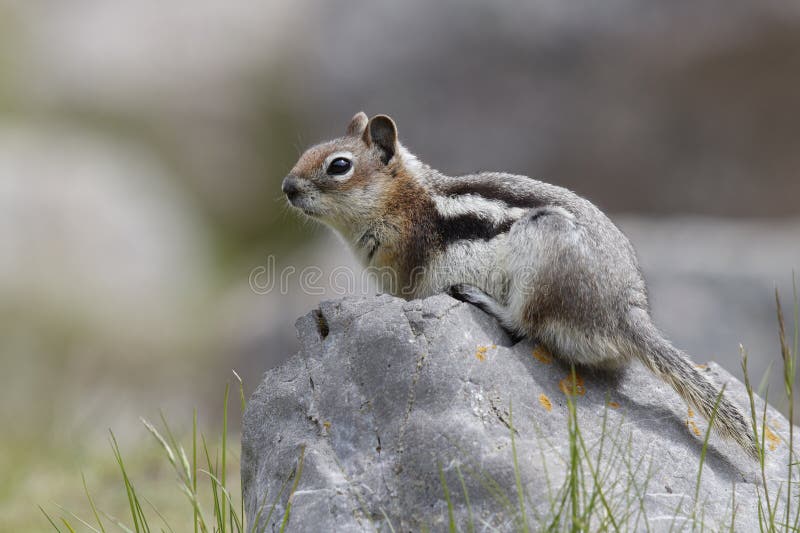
[{"x1": 379, "y1": 164, "x2": 441, "y2": 285}]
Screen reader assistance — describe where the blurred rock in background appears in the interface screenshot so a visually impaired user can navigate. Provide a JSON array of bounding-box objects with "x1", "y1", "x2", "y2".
[{"x1": 0, "y1": 0, "x2": 798, "y2": 528}]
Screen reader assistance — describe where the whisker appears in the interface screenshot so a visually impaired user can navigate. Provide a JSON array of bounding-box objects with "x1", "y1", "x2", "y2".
[{"x1": 294, "y1": 133, "x2": 305, "y2": 155}]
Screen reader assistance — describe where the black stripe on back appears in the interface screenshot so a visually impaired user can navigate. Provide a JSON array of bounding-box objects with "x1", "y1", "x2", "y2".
[
  {"x1": 439, "y1": 182, "x2": 540, "y2": 209},
  {"x1": 437, "y1": 213, "x2": 515, "y2": 246}
]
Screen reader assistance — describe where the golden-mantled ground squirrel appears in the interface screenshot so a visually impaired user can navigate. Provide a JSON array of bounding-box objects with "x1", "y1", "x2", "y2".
[{"x1": 282, "y1": 111, "x2": 757, "y2": 457}]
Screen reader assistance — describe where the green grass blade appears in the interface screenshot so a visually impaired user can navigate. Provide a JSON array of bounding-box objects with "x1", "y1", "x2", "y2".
[
  {"x1": 508, "y1": 402, "x2": 530, "y2": 532},
  {"x1": 456, "y1": 460, "x2": 514, "y2": 516},
  {"x1": 455, "y1": 464, "x2": 474, "y2": 533},
  {"x1": 199, "y1": 469, "x2": 244, "y2": 532},
  {"x1": 251, "y1": 468, "x2": 292, "y2": 533},
  {"x1": 156, "y1": 413, "x2": 182, "y2": 474},
  {"x1": 742, "y1": 344, "x2": 777, "y2": 530},
  {"x1": 566, "y1": 367, "x2": 580, "y2": 530},
  {"x1": 379, "y1": 508, "x2": 397, "y2": 533},
  {"x1": 53, "y1": 503, "x2": 103, "y2": 533},
  {"x1": 691, "y1": 385, "x2": 726, "y2": 522},
  {"x1": 60, "y1": 518, "x2": 78, "y2": 533},
  {"x1": 110, "y1": 430, "x2": 144, "y2": 533},
  {"x1": 233, "y1": 369, "x2": 247, "y2": 414},
  {"x1": 222, "y1": 383, "x2": 230, "y2": 530},
  {"x1": 141, "y1": 496, "x2": 175, "y2": 533},
  {"x1": 176, "y1": 484, "x2": 209, "y2": 533},
  {"x1": 234, "y1": 370, "x2": 247, "y2": 526},
  {"x1": 761, "y1": 388, "x2": 779, "y2": 529},
  {"x1": 279, "y1": 445, "x2": 306, "y2": 533},
  {"x1": 193, "y1": 408, "x2": 199, "y2": 533},
  {"x1": 574, "y1": 415, "x2": 620, "y2": 532},
  {"x1": 201, "y1": 435, "x2": 224, "y2": 533},
  {"x1": 141, "y1": 418, "x2": 177, "y2": 471},
  {"x1": 438, "y1": 462, "x2": 457, "y2": 533},
  {"x1": 40, "y1": 506, "x2": 64, "y2": 532},
  {"x1": 776, "y1": 287, "x2": 797, "y2": 533},
  {"x1": 82, "y1": 472, "x2": 107, "y2": 533},
  {"x1": 99, "y1": 510, "x2": 137, "y2": 533}
]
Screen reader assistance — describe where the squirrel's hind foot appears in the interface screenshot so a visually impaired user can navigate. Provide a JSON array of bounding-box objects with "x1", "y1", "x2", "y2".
[{"x1": 447, "y1": 283, "x2": 525, "y2": 344}]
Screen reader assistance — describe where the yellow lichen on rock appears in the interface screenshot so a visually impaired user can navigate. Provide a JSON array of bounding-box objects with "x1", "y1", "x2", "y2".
[
  {"x1": 558, "y1": 373, "x2": 586, "y2": 396},
  {"x1": 686, "y1": 419, "x2": 702, "y2": 437},
  {"x1": 766, "y1": 426, "x2": 780, "y2": 451},
  {"x1": 538, "y1": 393, "x2": 552, "y2": 412},
  {"x1": 685, "y1": 407, "x2": 702, "y2": 436},
  {"x1": 532, "y1": 346, "x2": 553, "y2": 364},
  {"x1": 475, "y1": 345, "x2": 489, "y2": 361},
  {"x1": 607, "y1": 401, "x2": 620, "y2": 409}
]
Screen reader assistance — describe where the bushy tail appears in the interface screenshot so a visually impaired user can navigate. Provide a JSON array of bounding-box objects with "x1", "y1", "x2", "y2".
[{"x1": 626, "y1": 313, "x2": 758, "y2": 458}]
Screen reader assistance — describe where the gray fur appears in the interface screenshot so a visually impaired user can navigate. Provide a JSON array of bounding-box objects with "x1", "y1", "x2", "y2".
[{"x1": 284, "y1": 113, "x2": 758, "y2": 458}]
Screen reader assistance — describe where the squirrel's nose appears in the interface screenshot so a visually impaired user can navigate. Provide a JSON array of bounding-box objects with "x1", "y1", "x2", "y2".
[{"x1": 281, "y1": 175, "x2": 301, "y2": 200}]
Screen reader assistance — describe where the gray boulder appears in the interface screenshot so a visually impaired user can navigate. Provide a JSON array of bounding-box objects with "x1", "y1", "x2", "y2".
[{"x1": 242, "y1": 294, "x2": 795, "y2": 531}]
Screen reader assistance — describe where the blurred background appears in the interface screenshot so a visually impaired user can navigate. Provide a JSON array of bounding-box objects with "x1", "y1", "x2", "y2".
[{"x1": 1, "y1": 0, "x2": 799, "y2": 528}]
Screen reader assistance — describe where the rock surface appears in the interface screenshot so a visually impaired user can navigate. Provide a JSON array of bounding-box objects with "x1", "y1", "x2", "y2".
[{"x1": 242, "y1": 294, "x2": 794, "y2": 531}]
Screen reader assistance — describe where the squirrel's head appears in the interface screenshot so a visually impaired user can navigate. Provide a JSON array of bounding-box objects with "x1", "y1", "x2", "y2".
[{"x1": 282, "y1": 112, "x2": 408, "y2": 229}]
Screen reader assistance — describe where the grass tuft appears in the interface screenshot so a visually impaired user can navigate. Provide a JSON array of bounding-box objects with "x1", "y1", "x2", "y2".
[{"x1": 44, "y1": 372, "x2": 276, "y2": 533}]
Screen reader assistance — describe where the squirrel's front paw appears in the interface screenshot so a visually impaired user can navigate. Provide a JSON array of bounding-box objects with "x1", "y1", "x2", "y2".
[{"x1": 446, "y1": 283, "x2": 481, "y2": 303}]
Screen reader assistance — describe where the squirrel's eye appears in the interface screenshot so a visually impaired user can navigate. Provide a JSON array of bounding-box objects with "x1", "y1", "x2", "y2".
[{"x1": 327, "y1": 157, "x2": 352, "y2": 176}]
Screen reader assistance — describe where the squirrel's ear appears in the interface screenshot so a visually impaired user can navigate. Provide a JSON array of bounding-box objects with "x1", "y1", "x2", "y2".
[
  {"x1": 363, "y1": 114, "x2": 397, "y2": 164},
  {"x1": 345, "y1": 111, "x2": 368, "y2": 136}
]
